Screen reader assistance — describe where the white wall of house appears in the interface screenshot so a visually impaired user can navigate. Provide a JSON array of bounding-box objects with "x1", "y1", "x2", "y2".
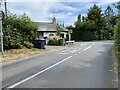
[
  {"x1": 43, "y1": 32, "x2": 57, "y2": 38},
  {"x1": 64, "y1": 32, "x2": 67, "y2": 39},
  {"x1": 43, "y1": 32, "x2": 57, "y2": 44}
]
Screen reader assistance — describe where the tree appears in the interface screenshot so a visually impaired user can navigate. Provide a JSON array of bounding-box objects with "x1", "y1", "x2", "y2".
[
  {"x1": 82, "y1": 16, "x2": 85, "y2": 22},
  {"x1": 114, "y1": 1, "x2": 120, "y2": 51},
  {"x1": 56, "y1": 24, "x2": 63, "y2": 36},
  {"x1": 75, "y1": 14, "x2": 82, "y2": 29},
  {"x1": 105, "y1": 6, "x2": 114, "y2": 23},
  {"x1": 104, "y1": 6, "x2": 117, "y2": 39},
  {"x1": 114, "y1": 1, "x2": 120, "y2": 14},
  {"x1": 87, "y1": 4, "x2": 106, "y2": 40}
]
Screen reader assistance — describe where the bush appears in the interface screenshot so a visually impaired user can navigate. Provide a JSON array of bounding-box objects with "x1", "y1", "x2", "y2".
[
  {"x1": 48, "y1": 36, "x2": 61, "y2": 46},
  {"x1": 23, "y1": 41, "x2": 34, "y2": 49},
  {"x1": 2, "y1": 12, "x2": 38, "y2": 50},
  {"x1": 114, "y1": 16, "x2": 120, "y2": 83},
  {"x1": 114, "y1": 20, "x2": 120, "y2": 52}
]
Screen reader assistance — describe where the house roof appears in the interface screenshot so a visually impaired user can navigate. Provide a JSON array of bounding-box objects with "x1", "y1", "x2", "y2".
[
  {"x1": 35, "y1": 22, "x2": 68, "y2": 32},
  {"x1": 35, "y1": 22, "x2": 56, "y2": 32}
]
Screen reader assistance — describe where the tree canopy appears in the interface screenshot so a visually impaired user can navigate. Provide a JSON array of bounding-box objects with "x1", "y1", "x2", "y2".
[{"x1": 72, "y1": 4, "x2": 117, "y2": 41}]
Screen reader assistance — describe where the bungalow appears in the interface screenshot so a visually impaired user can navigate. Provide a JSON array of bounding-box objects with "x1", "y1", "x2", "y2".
[{"x1": 36, "y1": 17, "x2": 68, "y2": 43}]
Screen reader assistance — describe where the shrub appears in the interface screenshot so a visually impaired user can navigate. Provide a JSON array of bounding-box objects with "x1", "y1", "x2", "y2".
[
  {"x1": 48, "y1": 36, "x2": 61, "y2": 46},
  {"x1": 114, "y1": 20, "x2": 120, "y2": 52},
  {"x1": 2, "y1": 12, "x2": 38, "y2": 50},
  {"x1": 23, "y1": 41, "x2": 34, "y2": 49}
]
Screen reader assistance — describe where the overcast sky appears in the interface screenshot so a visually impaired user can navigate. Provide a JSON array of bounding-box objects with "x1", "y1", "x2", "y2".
[{"x1": 1, "y1": 0, "x2": 119, "y2": 26}]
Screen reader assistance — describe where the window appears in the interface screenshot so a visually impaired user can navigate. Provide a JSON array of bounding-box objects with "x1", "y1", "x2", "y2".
[{"x1": 49, "y1": 34, "x2": 54, "y2": 36}]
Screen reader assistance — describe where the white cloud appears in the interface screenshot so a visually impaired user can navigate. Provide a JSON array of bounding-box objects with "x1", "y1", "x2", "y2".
[
  {"x1": 4, "y1": 1, "x2": 118, "y2": 26},
  {"x1": 6, "y1": 0, "x2": 120, "y2": 2},
  {"x1": 67, "y1": 12, "x2": 73, "y2": 15}
]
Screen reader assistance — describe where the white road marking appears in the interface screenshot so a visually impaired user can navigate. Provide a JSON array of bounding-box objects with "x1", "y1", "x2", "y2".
[
  {"x1": 7, "y1": 44, "x2": 93, "y2": 88},
  {"x1": 108, "y1": 70, "x2": 113, "y2": 72},
  {"x1": 72, "y1": 50, "x2": 77, "y2": 53},
  {"x1": 79, "y1": 51, "x2": 82, "y2": 53},
  {"x1": 79, "y1": 46, "x2": 92, "y2": 53},
  {"x1": 7, "y1": 56, "x2": 72, "y2": 88},
  {"x1": 82, "y1": 46, "x2": 92, "y2": 51},
  {"x1": 83, "y1": 43, "x2": 87, "y2": 46},
  {"x1": 58, "y1": 53, "x2": 68, "y2": 55},
  {"x1": 62, "y1": 51, "x2": 65, "y2": 52}
]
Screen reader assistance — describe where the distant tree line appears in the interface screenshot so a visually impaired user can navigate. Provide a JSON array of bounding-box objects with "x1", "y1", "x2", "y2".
[
  {"x1": 70, "y1": 4, "x2": 117, "y2": 41},
  {"x1": 2, "y1": 12, "x2": 38, "y2": 50}
]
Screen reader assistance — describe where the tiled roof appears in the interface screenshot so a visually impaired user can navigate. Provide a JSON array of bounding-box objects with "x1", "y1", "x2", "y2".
[
  {"x1": 35, "y1": 22, "x2": 68, "y2": 32},
  {"x1": 36, "y1": 22, "x2": 56, "y2": 31}
]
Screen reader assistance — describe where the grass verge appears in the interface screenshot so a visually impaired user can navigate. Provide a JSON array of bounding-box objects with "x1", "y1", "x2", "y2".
[
  {"x1": 0, "y1": 48, "x2": 48, "y2": 63},
  {"x1": 114, "y1": 47, "x2": 120, "y2": 88},
  {"x1": 118, "y1": 52, "x2": 120, "y2": 88}
]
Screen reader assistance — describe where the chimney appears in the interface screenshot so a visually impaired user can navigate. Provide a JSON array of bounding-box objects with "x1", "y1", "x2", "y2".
[{"x1": 52, "y1": 17, "x2": 56, "y2": 24}]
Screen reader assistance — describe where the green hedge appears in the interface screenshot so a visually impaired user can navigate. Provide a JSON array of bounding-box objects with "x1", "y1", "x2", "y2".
[
  {"x1": 2, "y1": 13, "x2": 38, "y2": 50},
  {"x1": 48, "y1": 39, "x2": 60, "y2": 46},
  {"x1": 114, "y1": 17, "x2": 120, "y2": 82},
  {"x1": 48, "y1": 39, "x2": 65, "y2": 46}
]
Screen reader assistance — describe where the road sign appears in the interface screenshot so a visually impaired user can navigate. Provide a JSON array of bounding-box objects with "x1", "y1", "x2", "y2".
[{"x1": 0, "y1": 10, "x2": 4, "y2": 21}]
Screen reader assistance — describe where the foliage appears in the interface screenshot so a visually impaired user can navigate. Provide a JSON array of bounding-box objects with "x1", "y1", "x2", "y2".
[
  {"x1": 23, "y1": 41, "x2": 34, "y2": 49},
  {"x1": 56, "y1": 24, "x2": 64, "y2": 36},
  {"x1": 72, "y1": 4, "x2": 116, "y2": 41},
  {"x1": 2, "y1": 12, "x2": 38, "y2": 50},
  {"x1": 114, "y1": 2, "x2": 120, "y2": 84},
  {"x1": 48, "y1": 36, "x2": 62, "y2": 46},
  {"x1": 105, "y1": 6, "x2": 114, "y2": 24},
  {"x1": 114, "y1": 2, "x2": 120, "y2": 55}
]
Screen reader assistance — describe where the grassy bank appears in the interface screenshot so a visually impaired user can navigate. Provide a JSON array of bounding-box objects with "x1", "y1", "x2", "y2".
[
  {"x1": 0, "y1": 48, "x2": 48, "y2": 63},
  {"x1": 114, "y1": 47, "x2": 120, "y2": 88},
  {"x1": 117, "y1": 52, "x2": 120, "y2": 88}
]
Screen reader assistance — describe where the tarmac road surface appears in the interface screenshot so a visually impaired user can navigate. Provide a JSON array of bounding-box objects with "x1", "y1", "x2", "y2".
[{"x1": 1, "y1": 41, "x2": 118, "y2": 89}]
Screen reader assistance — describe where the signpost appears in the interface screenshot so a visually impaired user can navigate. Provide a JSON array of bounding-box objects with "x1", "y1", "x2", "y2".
[{"x1": 0, "y1": 4, "x2": 4, "y2": 52}]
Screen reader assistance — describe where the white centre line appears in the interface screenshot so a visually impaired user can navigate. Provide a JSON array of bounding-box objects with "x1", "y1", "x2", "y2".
[{"x1": 7, "y1": 56, "x2": 72, "y2": 88}]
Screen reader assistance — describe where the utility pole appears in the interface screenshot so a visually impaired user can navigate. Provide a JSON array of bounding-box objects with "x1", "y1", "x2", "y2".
[{"x1": 0, "y1": 0, "x2": 3, "y2": 52}]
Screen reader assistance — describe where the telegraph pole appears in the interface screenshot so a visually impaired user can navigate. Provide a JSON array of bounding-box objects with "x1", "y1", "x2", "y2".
[{"x1": 0, "y1": 0, "x2": 3, "y2": 52}]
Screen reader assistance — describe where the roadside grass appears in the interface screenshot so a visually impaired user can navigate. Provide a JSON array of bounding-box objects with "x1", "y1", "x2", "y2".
[
  {"x1": 114, "y1": 47, "x2": 120, "y2": 87},
  {"x1": 117, "y1": 52, "x2": 120, "y2": 88},
  {"x1": 0, "y1": 48, "x2": 48, "y2": 63}
]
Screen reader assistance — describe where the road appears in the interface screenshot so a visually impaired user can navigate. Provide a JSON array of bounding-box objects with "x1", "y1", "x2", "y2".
[{"x1": 1, "y1": 41, "x2": 118, "y2": 89}]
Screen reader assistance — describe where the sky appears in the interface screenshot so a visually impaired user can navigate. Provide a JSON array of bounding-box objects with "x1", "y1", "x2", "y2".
[{"x1": 1, "y1": 0, "x2": 119, "y2": 26}]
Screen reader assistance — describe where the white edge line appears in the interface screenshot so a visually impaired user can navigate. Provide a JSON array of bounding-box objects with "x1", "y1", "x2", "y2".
[{"x1": 7, "y1": 56, "x2": 72, "y2": 88}]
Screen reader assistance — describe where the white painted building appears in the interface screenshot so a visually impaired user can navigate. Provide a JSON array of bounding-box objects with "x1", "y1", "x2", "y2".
[{"x1": 36, "y1": 17, "x2": 68, "y2": 41}]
